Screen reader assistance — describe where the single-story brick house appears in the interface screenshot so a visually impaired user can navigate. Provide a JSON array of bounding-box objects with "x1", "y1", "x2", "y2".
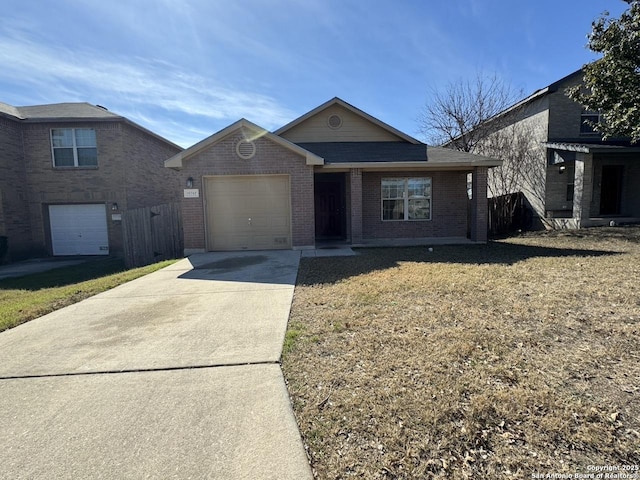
[{"x1": 165, "y1": 98, "x2": 500, "y2": 253}]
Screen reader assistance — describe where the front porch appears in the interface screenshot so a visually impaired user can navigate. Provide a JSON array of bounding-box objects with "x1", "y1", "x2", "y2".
[
  {"x1": 311, "y1": 166, "x2": 491, "y2": 245},
  {"x1": 545, "y1": 144, "x2": 640, "y2": 229}
]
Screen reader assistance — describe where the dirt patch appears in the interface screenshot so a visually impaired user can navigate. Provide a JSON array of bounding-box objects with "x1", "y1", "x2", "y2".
[{"x1": 282, "y1": 226, "x2": 640, "y2": 478}]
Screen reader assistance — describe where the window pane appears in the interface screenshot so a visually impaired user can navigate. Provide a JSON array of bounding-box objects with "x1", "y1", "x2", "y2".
[
  {"x1": 53, "y1": 148, "x2": 75, "y2": 166},
  {"x1": 580, "y1": 114, "x2": 599, "y2": 134},
  {"x1": 75, "y1": 129, "x2": 96, "y2": 147},
  {"x1": 383, "y1": 199, "x2": 404, "y2": 220},
  {"x1": 408, "y1": 178, "x2": 431, "y2": 198},
  {"x1": 382, "y1": 179, "x2": 404, "y2": 199},
  {"x1": 77, "y1": 147, "x2": 98, "y2": 166},
  {"x1": 51, "y1": 129, "x2": 73, "y2": 147},
  {"x1": 408, "y1": 198, "x2": 430, "y2": 219}
]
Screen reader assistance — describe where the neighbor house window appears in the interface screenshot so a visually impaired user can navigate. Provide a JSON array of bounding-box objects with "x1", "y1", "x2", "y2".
[
  {"x1": 580, "y1": 111, "x2": 601, "y2": 135},
  {"x1": 51, "y1": 128, "x2": 97, "y2": 167},
  {"x1": 382, "y1": 177, "x2": 431, "y2": 221}
]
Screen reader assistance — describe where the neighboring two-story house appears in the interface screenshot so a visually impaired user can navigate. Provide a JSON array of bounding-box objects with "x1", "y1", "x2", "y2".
[
  {"x1": 165, "y1": 97, "x2": 500, "y2": 253},
  {"x1": 480, "y1": 69, "x2": 640, "y2": 229},
  {"x1": 0, "y1": 102, "x2": 182, "y2": 261}
]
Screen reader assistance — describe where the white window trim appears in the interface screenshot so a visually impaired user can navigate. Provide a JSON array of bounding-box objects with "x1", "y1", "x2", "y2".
[
  {"x1": 381, "y1": 177, "x2": 432, "y2": 222},
  {"x1": 50, "y1": 128, "x2": 98, "y2": 167}
]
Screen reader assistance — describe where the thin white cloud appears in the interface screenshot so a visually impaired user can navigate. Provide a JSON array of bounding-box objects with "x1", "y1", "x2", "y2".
[
  {"x1": 0, "y1": 29, "x2": 294, "y2": 144},
  {"x1": 119, "y1": 110, "x2": 213, "y2": 148}
]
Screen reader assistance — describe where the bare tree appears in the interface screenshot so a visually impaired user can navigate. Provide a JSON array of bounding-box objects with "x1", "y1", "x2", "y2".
[
  {"x1": 475, "y1": 123, "x2": 547, "y2": 233},
  {"x1": 418, "y1": 72, "x2": 522, "y2": 151},
  {"x1": 419, "y1": 73, "x2": 548, "y2": 234}
]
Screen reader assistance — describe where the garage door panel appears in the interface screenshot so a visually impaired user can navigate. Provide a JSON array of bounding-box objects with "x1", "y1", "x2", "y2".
[
  {"x1": 270, "y1": 216, "x2": 289, "y2": 229},
  {"x1": 205, "y1": 175, "x2": 291, "y2": 251},
  {"x1": 49, "y1": 204, "x2": 109, "y2": 256}
]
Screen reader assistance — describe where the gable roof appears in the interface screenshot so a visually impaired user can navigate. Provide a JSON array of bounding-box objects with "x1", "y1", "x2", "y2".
[
  {"x1": 165, "y1": 118, "x2": 324, "y2": 168},
  {"x1": 0, "y1": 102, "x2": 123, "y2": 121},
  {"x1": 274, "y1": 97, "x2": 421, "y2": 144},
  {"x1": 442, "y1": 69, "x2": 586, "y2": 149},
  {"x1": 0, "y1": 101, "x2": 22, "y2": 119},
  {"x1": 0, "y1": 101, "x2": 181, "y2": 150},
  {"x1": 485, "y1": 69, "x2": 584, "y2": 125}
]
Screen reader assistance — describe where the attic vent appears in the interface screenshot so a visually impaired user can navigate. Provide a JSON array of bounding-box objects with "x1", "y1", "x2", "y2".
[
  {"x1": 236, "y1": 139, "x2": 256, "y2": 159},
  {"x1": 327, "y1": 114, "x2": 342, "y2": 129}
]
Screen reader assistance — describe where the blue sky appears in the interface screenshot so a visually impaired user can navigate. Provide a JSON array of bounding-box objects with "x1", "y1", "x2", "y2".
[{"x1": 0, "y1": 0, "x2": 629, "y2": 147}]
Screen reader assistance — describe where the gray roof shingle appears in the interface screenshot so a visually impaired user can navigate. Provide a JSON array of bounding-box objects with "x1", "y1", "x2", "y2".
[
  {"x1": 12, "y1": 102, "x2": 121, "y2": 120},
  {"x1": 297, "y1": 142, "x2": 500, "y2": 167},
  {"x1": 0, "y1": 101, "x2": 22, "y2": 118},
  {"x1": 297, "y1": 142, "x2": 427, "y2": 163}
]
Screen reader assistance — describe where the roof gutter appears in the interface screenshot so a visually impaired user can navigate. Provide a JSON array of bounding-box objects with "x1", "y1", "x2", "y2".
[{"x1": 320, "y1": 160, "x2": 502, "y2": 170}]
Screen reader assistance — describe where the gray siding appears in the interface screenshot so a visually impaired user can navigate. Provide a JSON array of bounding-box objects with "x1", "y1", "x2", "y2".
[
  {"x1": 547, "y1": 75, "x2": 588, "y2": 141},
  {"x1": 481, "y1": 96, "x2": 549, "y2": 219}
]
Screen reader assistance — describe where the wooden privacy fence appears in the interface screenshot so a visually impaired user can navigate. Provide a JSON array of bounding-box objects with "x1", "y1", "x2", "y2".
[
  {"x1": 488, "y1": 192, "x2": 534, "y2": 237},
  {"x1": 122, "y1": 202, "x2": 183, "y2": 268}
]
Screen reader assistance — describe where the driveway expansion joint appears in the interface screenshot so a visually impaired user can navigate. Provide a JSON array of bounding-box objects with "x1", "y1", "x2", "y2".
[{"x1": 0, "y1": 360, "x2": 282, "y2": 380}]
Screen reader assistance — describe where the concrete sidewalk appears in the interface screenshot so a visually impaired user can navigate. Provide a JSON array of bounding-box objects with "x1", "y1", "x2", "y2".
[{"x1": 0, "y1": 251, "x2": 312, "y2": 479}]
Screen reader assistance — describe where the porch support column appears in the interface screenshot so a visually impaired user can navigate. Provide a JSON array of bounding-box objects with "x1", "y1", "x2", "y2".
[
  {"x1": 572, "y1": 152, "x2": 593, "y2": 227},
  {"x1": 470, "y1": 166, "x2": 488, "y2": 242},
  {"x1": 349, "y1": 168, "x2": 363, "y2": 244}
]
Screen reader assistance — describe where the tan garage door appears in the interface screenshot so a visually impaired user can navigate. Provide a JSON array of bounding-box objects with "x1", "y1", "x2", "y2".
[{"x1": 205, "y1": 175, "x2": 292, "y2": 251}]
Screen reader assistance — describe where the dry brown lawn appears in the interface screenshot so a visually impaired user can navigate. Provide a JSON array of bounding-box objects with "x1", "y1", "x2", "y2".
[{"x1": 282, "y1": 227, "x2": 640, "y2": 479}]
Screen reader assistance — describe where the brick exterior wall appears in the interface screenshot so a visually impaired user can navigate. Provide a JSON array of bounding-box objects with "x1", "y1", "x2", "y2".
[
  {"x1": 545, "y1": 162, "x2": 574, "y2": 214},
  {"x1": 4, "y1": 119, "x2": 181, "y2": 257},
  {"x1": 120, "y1": 123, "x2": 181, "y2": 209},
  {"x1": 0, "y1": 117, "x2": 31, "y2": 260},
  {"x1": 548, "y1": 75, "x2": 587, "y2": 141},
  {"x1": 177, "y1": 128, "x2": 315, "y2": 251},
  {"x1": 362, "y1": 171, "x2": 469, "y2": 239},
  {"x1": 470, "y1": 167, "x2": 488, "y2": 242},
  {"x1": 349, "y1": 169, "x2": 363, "y2": 242}
]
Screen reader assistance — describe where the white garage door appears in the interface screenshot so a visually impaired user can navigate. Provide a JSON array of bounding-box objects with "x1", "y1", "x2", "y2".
[
  {"x1": 205, "y1": 175, "x2": 292, "y2": 251},
  {"x1": 49, "y1": 204, "x2": 109, "y2": 255}
]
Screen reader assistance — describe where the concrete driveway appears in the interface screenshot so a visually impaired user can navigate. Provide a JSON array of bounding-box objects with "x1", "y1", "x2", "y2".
[{"x1": 0, "y1": 251, "x2": 312, "y2": 479}]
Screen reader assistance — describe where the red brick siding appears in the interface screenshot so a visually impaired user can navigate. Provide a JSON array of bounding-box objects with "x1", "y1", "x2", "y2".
[
  {"x1": 19, "y1": 121, "x2": 180, "y2": 255},
  {"x1": 470, "y1": 167, "x2": 488, "y2": 242},
  {"x1": 120, "y1": 123, "x2": 181, "y2": 209},
  {"x1": 178, "y1": 129, "x2": 315, "y2": 250},
  {"x1": 0, "y1": 117, "x2": 33, "y2": 259},
  {"x1": 349, "y1": 169, "x2": 363, "y2": 242},
  {"x1": 362, "y1": 171, "x2": 469, "y2": 239}
]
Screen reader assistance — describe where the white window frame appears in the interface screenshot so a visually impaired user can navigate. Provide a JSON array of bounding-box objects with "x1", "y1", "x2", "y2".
[
  {"x1": 381, "y1": 177, "x2": 432, "y2": 221},
  {"x1": 50, "y1": 128, "x2": 98, "y2": 167}
]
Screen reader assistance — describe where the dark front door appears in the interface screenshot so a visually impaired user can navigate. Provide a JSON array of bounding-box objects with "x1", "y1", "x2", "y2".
[
  {"x1": 600, "y1": 165, "x2": 624, "y2": 215},
  {"x1": 314, "y1": 174, "x2": 346, "y2": 239}
]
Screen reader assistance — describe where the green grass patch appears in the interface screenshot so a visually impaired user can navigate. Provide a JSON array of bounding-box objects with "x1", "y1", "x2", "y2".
[
  {"x1": 282, "y1": 321, "x2": 304, "y2": 356},
  {"x1": 0, "y1": 257, "x2": 177, "y2": 332}
]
